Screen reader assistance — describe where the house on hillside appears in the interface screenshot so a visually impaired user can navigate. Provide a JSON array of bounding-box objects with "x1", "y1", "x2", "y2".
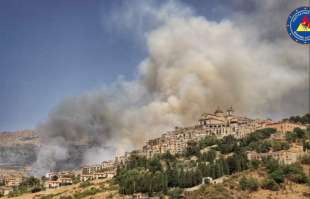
[
  {"x1": 247, "y1": 145, "x2": 304, "y2": 165},
  {"x1": 0, "y1": 186, "x2": 13, "y2": 196},
  {"x1": 4, "y1": 176, "x2": 23, "y2": 187},
  {"x1": 45, "y1": 180, "x2": 61, "y2": 189},
  {"x1": 266, "y1": 121, "x2": 306, "y2": 133}
]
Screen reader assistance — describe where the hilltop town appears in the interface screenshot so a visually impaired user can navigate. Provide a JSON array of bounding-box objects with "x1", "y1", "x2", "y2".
[{"x1": 0, "y1": 108, "x2": 309, "y2": 199}]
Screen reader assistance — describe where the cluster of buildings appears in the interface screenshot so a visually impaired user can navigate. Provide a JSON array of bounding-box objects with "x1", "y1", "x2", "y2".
[
  {"x1": 246, "y1": 144, "x2": 305, "y2": 165},
  {"x1": 44, "y1": 171, "x2": 74, "y2": 189},
  {"x1": 80, "y1": 160, "x2": 117, "y2": 182},
  {"x1": 2, "y1": 107, "x2": 306, "y2": 195},
  {"x1": 141, "y1": 107, "x2": 308, "y2": 159},
  {"x1": 0, "y1": 107, "x2": 306, "y2": 198},
  {"x1": 39, "y1": 108, "x2": 307, "y2": 190},
  {"x1": 44, "y1": 159, "x2": 120, "y2": 188},
  {"x1": 0, "y1": 174, "x2": 23, "y2": 196},
  {"x1": 143, "y1": 107, "x2": 267, "y2": 158}
]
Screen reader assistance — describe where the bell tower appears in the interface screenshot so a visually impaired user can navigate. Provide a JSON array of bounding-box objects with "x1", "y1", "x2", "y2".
[{"x1": 227, "y1": 106, "x2": 233, "y2": 116}]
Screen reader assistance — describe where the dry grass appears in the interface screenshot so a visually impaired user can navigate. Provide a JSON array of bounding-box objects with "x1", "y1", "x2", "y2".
[
  {"x1": 185, "y1": 167, "x2": 310, "y2": 199},
  {"x1": 3, "y1": 179, "x2": 120, "y2": 199}
]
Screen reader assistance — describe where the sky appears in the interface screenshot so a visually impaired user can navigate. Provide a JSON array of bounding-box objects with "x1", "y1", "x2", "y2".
[
  {"x1": 0, "y1": 0, "x2": 147, "y2": 131},
  {"x1": 0, "y1": 0, "x2": 308, "y2": 132}
]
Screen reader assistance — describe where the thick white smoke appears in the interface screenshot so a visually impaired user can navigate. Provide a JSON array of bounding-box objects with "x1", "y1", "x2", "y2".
[{"x1": 32, "y1": 0, "x2": 308, "y2": 175}]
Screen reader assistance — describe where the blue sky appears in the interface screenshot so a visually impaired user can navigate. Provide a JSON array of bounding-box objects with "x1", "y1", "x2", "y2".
[
  {"x1": 0, "y1": 0, "x2": 151, "y2": 131},
  {"x1": 0, "y1": 0, "x2": 305, "y2": 131}
]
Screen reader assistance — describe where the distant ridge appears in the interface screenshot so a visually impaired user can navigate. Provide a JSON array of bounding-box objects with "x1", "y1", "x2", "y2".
[
  {"x1": 0, "y1": 130, "x2": 39, "y2": 146},
  {"x1": 0, "y1": 130, "x2": 39, "y2": 167}
]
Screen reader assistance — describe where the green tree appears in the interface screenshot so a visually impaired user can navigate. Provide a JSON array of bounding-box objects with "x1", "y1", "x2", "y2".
[
  {"x1": 148, "y1": 158, "x2": 162, "y2": 173},
  {"x1": 185, "y1": 141, "x2": 200, "y2": 157},
  {"x1": 239, "y1": 177, "x2": 259, "y2": 192},
  {"x1": 301, "y1": 154, "x2": 310, "y2": 165},
  {"x1": 286, "y1": 131, "x2": 297, "y2": 143},
  {"x1": 261, "y1": 178, "x2": 279, "y2": 191},
  {"x1": 218, "y1": 135, "x2": 238, "y2": 154},
  {"x1": 199, "y1": 135, "x2": 218, "y2": 149},
  {"x1": 269, "y1": 169, "x2": 285, "y2": 184},
  {"x1": 202, "y1": 149, "x2": 217, "y2": 163},
  {"x1": 294, "y1": 128, "x2": 305, "y2": 139},
  {"x1": 167, "y1": 166, "x2": 178, "y2": 187},
  {"x1": 249, "y1": 160, "x2": 260, "y2": 169}
]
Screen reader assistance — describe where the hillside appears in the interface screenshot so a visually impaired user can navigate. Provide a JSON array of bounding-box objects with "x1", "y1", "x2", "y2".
[
  {"x1": 112, "y1": 127, "x2": 310, "y2": 198},
  {"x1": 0, "y1": 130, "x2": 39, "y2": 147},
  {"x1": 3, "y1": 179, "x2": 122, "y2": 199},
  {"x1": 185, "y1": 167, "x2": 310, "y2": 199},
  {"x1": 0, "y1": 130, "x2": 39, "y2": 167},
  {"x1": 1, "y1": 114, "x2": 309, "y2": 199}
]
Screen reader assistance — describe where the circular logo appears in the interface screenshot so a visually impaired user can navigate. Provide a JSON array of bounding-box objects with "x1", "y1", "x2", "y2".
[{"x1": 287, "y1": 7, "x2": 310, "y2": 44}]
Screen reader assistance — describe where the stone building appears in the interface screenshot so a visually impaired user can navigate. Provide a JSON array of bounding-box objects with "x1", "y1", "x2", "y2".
[
  {"x1": 45, "y1": 171, "x2": 74, "y2": 180},
  {"x1": 80, "y1": 160, "x2": 117, "y2": 181},
  {"x1": 115, "y1": 153, "x2": 130, "y2": 166},
  {"x1": 3, "y1": 176, "x2": 23, "y2": 187},
  {"x1": 80, "y1": 172, "x2": 106, "y2": 181},
  {"x1": 45, "y1": 180, "x2": 61, "y2": 189},
  {"x1": 81, "y1": 164, "x2": 102, "y2": 175},
  {"x1": 246, "y1": 145, "x2": 304, "y2": 165},
  {"x1": 44, "y1": 171, "x2": 73, "y2": 189},
  {"x1": 198, "y1": 106, "x2": 259, "y2": 139},
  {"x1": 143, "y1": 107, "x2": 262, "y2": 158}
]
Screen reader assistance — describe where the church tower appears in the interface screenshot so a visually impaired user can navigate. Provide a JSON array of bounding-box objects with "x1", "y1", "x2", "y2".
[{"x1": 227, "y1": 106, "x2": 234, "y2": 116}]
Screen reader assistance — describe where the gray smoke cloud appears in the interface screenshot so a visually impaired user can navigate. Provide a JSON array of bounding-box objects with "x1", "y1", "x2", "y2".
[{"x1": 32, "y1": 0, "x2": 309, "y2": 175}]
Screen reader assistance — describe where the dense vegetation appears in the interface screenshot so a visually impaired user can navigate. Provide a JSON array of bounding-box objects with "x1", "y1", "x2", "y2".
[
  {"x1": 238, "y1": 158, "x2": 309, "y2": 192},
  {"x1": 3, "y1": 120, "x2": 309, "y2": 198},
  {"x1": 8, "y1": 177, "x2": 44, "y2": 197},
  {"x1": 115, "y1": 126, "x2": 310, "y2": 196},
  {"x1": 114, "y1": 128, "x2": 287, "y2": 196},
  {"x1": 285, "y1": 113, "x2": 310, "y2": 124}
]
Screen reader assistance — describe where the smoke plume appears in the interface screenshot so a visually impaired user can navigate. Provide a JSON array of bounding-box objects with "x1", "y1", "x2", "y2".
[{"x1": 32, "y1": 0, "x2": 309, "y2": 175}]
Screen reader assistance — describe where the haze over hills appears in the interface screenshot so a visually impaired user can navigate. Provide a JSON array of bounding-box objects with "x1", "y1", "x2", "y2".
[
  {"x1": 0, "y1": 130, "x2": 39, "y2": 147},
  {"x1": 0, "y1": 130, "x2": 101, "y2": 171},
  {"x1": 0, "y1": 130, "x2": 39, "y2": 167}
]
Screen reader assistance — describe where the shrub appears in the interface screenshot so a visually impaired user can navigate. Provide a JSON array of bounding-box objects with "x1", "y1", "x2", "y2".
[
  {"x1": 31, "y1": 186, "x2": 43, "y2": 193},
  {"x1": 283, "y1": 164, "x2": 309, "y2": 184},
  {"x1": 79, "y1": 181, "x2": 93, "y2": 188},
  {"x1": 263, "y1": 158, "x2": 280, "y2": 173},
  {"x1": 167, "y1": 188, "x2": 183, "y2": 199},
  {"x1": 269, "y1": 169, "x2": 285, "y2": 184},
  {"x1": 239, "y1": 177, "x2": 259, "y2": 192},
  {"x1": 72, "y1": 176, "x2": 80, "y2": 184},
  {"x1": 249, "y1": 160, "x2": 260, "y2": 169},
  {"x1": 287, "y1": 172, "x2": 308, "y2": 184},
  {"x1": 301, "y1": 154, "x2": 310, "y2": 165},
  {"x1": 73, "y1": 187, "x2": 101, "y2": 199},
  {"x1": 261, "y1": 178, "x2": 279, "y2": 191},
  {"x1": 271, "y1": 141, "x2": 289, "y2": 151}
]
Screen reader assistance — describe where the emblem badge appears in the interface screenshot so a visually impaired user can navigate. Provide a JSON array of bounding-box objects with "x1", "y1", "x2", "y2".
[{"x1": 287, "y1": 7, "x2": 310, "y2": 44}]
